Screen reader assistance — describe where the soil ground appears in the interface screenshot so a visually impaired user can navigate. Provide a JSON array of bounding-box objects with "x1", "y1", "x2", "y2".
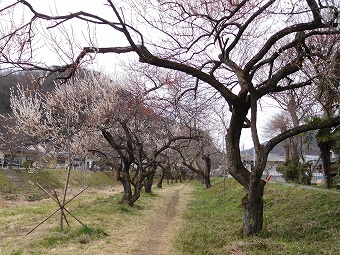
[
  {"x1": 0, "y1": 183, "x2": 193, "y2": 255},
  {"x1": 133, "y1": 183, "x2": 192, "y2": 255}
]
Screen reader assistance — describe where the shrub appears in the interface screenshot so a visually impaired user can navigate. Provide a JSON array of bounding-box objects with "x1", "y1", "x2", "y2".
[
  {"x1": 277, "y1": 161, "x2": 312, "y2": 185},
  {"x1": 22, "y1": 160, "x2": 31, "y2": 171},
  {"x1": 332, "y1": 173, "x2": 340, "y2": 189}
]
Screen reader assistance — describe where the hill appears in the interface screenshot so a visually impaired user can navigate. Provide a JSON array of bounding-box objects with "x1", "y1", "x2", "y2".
[
  {"x1": 243, "y1": 135, "x2": 320, "y2": 157},
  {"x1": 0, "y1": 71, "x2": 57, "y2": 114},
  {"x1": 0, "y1": 68, "x2": 93, "y2": 114},
  {"x1": 0, "y1": 169, "x2": 117, "y2": 201}
]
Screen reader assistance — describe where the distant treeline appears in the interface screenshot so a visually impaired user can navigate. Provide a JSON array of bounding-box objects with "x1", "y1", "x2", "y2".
[{"x1": 0, "y1": 68, "x2": 93, "y2": 114}]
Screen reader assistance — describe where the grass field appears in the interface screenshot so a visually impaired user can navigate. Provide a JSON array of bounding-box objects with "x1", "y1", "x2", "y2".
[
  {"x1": 0, "y1": 183, "x2": 155, "y2": 255},
  {"x1": 0, "y1": 172, "x2": 339, "y2": 255},
  {"x1": 0, "y1": 169, "x2": 117, "y2": 200},
  {"x1": 176, "y1": 178, "x2": 340, "y2": 255}
]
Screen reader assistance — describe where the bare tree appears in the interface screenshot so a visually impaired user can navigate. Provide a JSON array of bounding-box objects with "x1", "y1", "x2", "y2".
[
  {"x1": 269, "y1": 87, "x2": 317, "y2": 163},
  {"x1": 265, "y1": 34, "x2": 339, "y2": 186},
  {"x1": 11, "y1": 70, "x2": 195, "y2": 204},
  {"x1": 172, "y1": 130, "x2": 216, "y2": 189},
  {"x1": 1, "y1": 0, "x2": 340, "y2": 235},
  {"x1": 264, "y1": 112, "x2": 292, "y2": 161},
  {"x1": 313, "y1": 38, "x2": 340, "y2": 188}
]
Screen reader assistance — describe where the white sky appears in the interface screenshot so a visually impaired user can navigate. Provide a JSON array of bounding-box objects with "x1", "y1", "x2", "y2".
[{"x1": 3, "y1": 0, "x2": 284, "y2": 150}]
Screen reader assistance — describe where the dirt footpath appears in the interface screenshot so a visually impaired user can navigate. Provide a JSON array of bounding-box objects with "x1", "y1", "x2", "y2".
[
  {"x1": 133, "y1": 183, "x2": 193, "y2": 255},
  {"x1": 0, "y1": 183, "x2": 192, "y2": 255}
]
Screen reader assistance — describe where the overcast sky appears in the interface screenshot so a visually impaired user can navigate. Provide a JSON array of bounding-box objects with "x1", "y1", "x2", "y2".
[{"x1": 3, "y1": 0, "x2": 283, "y2": 150}]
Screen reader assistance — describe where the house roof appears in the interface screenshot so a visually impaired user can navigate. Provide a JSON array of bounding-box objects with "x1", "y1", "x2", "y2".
[
  {"x1": 304, "y1": 155, "x2": 319, "y2": 162},
  {"x1": 267, "y1": 153, "x2": 285, "y2": 162},
  {"x1": 241, "y1": 152, "x2": 285, "y2": 162}
]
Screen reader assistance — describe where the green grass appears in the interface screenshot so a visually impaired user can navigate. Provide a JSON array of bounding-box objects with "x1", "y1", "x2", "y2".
[
  {"x1": 0, "y1": 169, "x2": 117, "y2": 200},
  {"x1": 0, "y1": 171, "x2": 19, "y2": 195},
  {"x1": 2, "y1": 175, "x2": 339, "y2": 254},
  {"x1": 176, "y1": 178, "x2": 340, "y2": 255},
  {"x1": 9, "y1": 252, "x2": 22, "y2": 255},
  {"x1": 33, "y1": 225, "x2": 108, "y2": 247},
  {"x1": 0, "y1": 184, "x2": 158, "y2": 254}
]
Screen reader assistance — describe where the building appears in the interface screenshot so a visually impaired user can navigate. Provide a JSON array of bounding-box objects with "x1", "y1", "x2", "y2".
[{"x1": 241, "y1": 152, "x2": 286, "y2": 182}]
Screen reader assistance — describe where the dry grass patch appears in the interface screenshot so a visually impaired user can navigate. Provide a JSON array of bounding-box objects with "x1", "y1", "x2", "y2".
[{"x1": 0, "y1": 183, "x2": 192, "y2": 255}]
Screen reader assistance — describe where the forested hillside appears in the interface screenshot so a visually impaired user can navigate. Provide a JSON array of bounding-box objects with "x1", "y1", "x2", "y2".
[
  {"x1": 0, "y1": 71, "x2": 57, "y2": 114},
  {"x1": 0, "y1": 73, "x2": 16, "y2": 114},
  {"x1": 0, "y1": 69, "x2": 94, "y2": 114},
  {"x1": 244, "y1": 136, "x2": 320, "y2": 157}
]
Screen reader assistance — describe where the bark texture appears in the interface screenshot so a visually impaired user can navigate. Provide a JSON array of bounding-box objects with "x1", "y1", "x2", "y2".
[
  {"x1": 242, "y1": 178, "x2": 266, "y2": 235},
  {"x1": 317, "y1": 129, "x2": 333, "y2": 188}
]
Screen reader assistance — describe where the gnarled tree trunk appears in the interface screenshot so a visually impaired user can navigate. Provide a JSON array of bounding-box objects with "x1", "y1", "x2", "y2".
[
  {"x1": 242, "y1": 175, "x2": 266, "y2": 235},
  {"x1": 317, "y1": 129, "x2": 332, "y2": 188},
  {"x1": 119, "y1": 170, "x2": 133, "y2": 205},
  {"x1": 226, "y1": 104, "x2": 267, "y2": 236},
  {"x1": 202, "y1": 155, "x2": 212, "y2": 188},
  {"x1": 128, "y1": 182, "x2": 142, "y2": 206},
  {"x1": 157, "y1": 165, "x2": 166, "y2": 188},
  {"x1": 144, "y1": 171, "x2": 155, "y2": 193}
]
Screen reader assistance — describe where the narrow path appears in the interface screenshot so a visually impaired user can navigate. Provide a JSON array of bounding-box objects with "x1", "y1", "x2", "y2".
[
  {"x1": 0, "y1": 182, "x2": 193, "y2": 255},
  {"x1": 133, "y1": 183, "x2": 192, "y2": 255},
  {"x1": 271, "y1": 181, "x2": 340, "y2": 194}
]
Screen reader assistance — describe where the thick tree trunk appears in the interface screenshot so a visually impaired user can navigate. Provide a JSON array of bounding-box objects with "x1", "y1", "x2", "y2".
[
  {"x1": 225, "y1": 102, "x2": 268, "y2": 236},
  {"x1": 117, "y1": 160, "x2": 133, "y2": 205},
  {"x1": 203, "y1": 174, "x2": 211, "y2": 189},
  {"x1": 283, "y1": 141, "x2": 290, "y2": 162},
  {"x1": 290, "y1": 136, "x2": 300, "y2": 165},
  {"x1": 203, "y1": 155, "x2": 212, "y2": 188},
  {"x1": 8, "y1": 152, "x2": 15, "y2": 170},
  {"x1": 128, "y1": 185, "x2": 141, "y2": 206},
  {"x1": 101, "y1": 130, "x2": 135, "y2": 205},
  {"x1": 318, "y1": 140, "x2": 332, "y2": 188},
  {"x1": 157, "y1": 167, "x2": 165, "y2": 188},
  {"x1": 120, "y1": 171, "x2": 133, "y2": 205},
  {"x1": 317, "y1": 129, "x2": 333, "y2": 189},
  {"x1": 144, "y1": 171, "x2": 155, "y2": 193},
  {"x1": 242, "y1": 177, "x2": 266, "y2": 236},
  {"x1": 129, "y1": 169, "x2": 147, "y2": 205},
  {"x1": 288, "y1": 98, "x2": 301, "y2": 165}
]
